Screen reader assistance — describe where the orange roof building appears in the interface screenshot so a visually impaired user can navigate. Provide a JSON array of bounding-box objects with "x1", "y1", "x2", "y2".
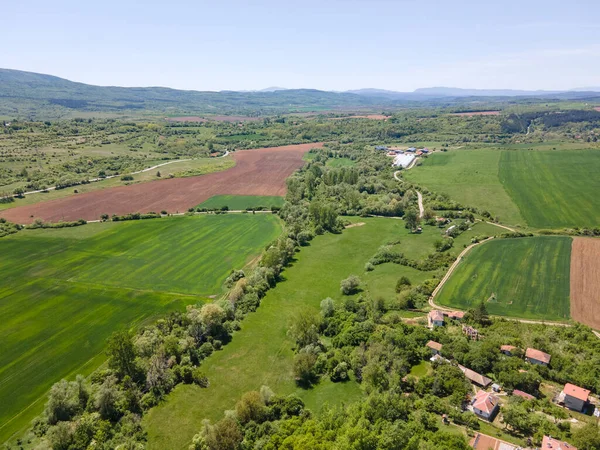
[
  {"x1": 541, "y1": 435, "x2": 577, "y2": 450},
  {"x1": 426, "y1": 340, "x2": 443, "y2": 354},
  {"x1": 471, "y1": 390, "x2": 499, "y2": 420},
  {"x1": 525, "y1": 348, "x2": 551, "y2": 365},
  {"x1": 561, "y1": 383, "x2": 591, "y2": 412}
]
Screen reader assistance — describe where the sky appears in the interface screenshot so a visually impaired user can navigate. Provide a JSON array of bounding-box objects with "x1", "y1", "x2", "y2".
[{"x1": 2, "y1": 0, "x2": 600, "y2": 92}]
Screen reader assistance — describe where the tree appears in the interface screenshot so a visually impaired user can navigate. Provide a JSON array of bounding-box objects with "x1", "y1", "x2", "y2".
[
  {"x1": 404, "y1": 208, "x2": 421, "y2": 232},
  {"x1": 340, "y1": 275, "x2": 361, "y2": 295},
  {"x1": 156, "y1": 170, "x2": 161, "y2": 177},
  {"x1": 320, "y1": 297, "x2": 335, "y2": 318},
  {"x1": 235, "y1": 391, "x2": 266, "y2": 424},
  {"x1": 199, "y1": 303, "x2": 226, "y2": 335},
  {"x1": 94, "y1": 375, "x2": 122, "y2": 421},
  {"x1": 106, "y1": 331, "x2": 138, "y2": 381},
  {"x1": 472, "y1": 300, "x2": 489, "y2": 325},
  {"x1": 572, "y1": 423, "x2": 600, "y2": 450},
  {"x1": 395, "y1": 276, "x2": 411, "y2": 293},
  {"x1": 288, "y1": 309, "x2": 320, "y2": 348},
  {"x1": 45, "y1": 379, "x2": 81, "y2": 424},
  {"x1": 294, "y1": 352, "x2": 317, "y2": 386}
]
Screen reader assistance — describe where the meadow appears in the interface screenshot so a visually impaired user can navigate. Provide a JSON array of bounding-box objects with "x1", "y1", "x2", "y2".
[
  {"x1": 0, "y1": 214, "x2": 281, "y2": 443},
  {"x1": 436, "y1": 236, "x2": 572, "y2": 320},
  {"x1": 499, "y1": 149, "x2": 600, "y2": 228},
  {"x1": 197, "y1": 195, "x2": 285, "y2": 210},
  {"x1": 143, "y1": 219, "x2": 498, "y2": 449}
]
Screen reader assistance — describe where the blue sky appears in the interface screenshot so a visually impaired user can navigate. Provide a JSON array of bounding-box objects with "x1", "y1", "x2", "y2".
[{"x1": 1, "y1": 0, "x2": 599, "y2": 91}]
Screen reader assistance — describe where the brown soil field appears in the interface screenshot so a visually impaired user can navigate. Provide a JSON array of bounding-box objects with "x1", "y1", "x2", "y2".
[
  {"x1": 330, "y1": 114, "x2": 388, "y2": 120},
  {"x1": 570, "y1": 238, "x2": 600, "y2": 330},
  {"x1": 450, "y1": 111, "x2": 501, "y2": 116},
  {"x1": 166, "y1": 116, "x2": 261, "y2": 123},
  {"x1": 0, "y1": 143, "x2": 323, "y2": 224}
]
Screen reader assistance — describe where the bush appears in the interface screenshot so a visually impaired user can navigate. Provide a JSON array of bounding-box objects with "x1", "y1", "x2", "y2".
[
  {"x1": 340, "y1": 275, "x2": 361, "y2": 295},
  {"x1": 395, "y1": 276, "x2": 412, "y2": 293},
  {"x1": 120, "y1": 175, "x2": 134, "y2": 181}
]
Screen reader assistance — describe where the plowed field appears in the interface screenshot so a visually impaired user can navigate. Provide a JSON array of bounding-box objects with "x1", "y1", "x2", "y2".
[
  {"x1": 570, "y1": 238, "x2": 600, "y2": 329},
  {"x1": 1, "y1": 143, "x2": 322, "y2": 223}
]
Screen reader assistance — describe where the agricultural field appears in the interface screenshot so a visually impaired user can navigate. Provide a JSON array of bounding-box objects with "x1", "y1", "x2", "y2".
[
  {"x1": 143, "y1": 218, "x2": 451, "y2": 450},
  {"x1": 499, "y1": 149, "x2": 600, "y2": 228},
  {"x1": 436, "y1": 236, "x2": 572, "y2": 320},
  {"x1": 0, "y1": 143, "x2": 322, "y2": 223},
  {"x1": 570, "y1": 238, "x2": 600, "y2": 330},
  {"x1": 197, "y1": 195, "x2": 284, "y2": 210},
  {"x1": 0, "y1": 214, "x2": 281, "y2": 443}
]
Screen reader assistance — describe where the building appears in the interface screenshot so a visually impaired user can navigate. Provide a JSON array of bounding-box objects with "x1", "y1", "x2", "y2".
[
  {"x1": 469, "y1": 433, "x2": 518, "y2": 450},
  {"x1": 459, "y1": 364, "x2": 493, "y2": 387},
  {"x1": 428, "y1": 310, "x2": 444, "y2": 328},
  {"x1": 406, "y1": 147, "x2": 417, "y2": 152},
  {"x1": 525, "y1": 348, "x2": 551, "y2": 366},
  {"x1": 471, "y1": 390, "x2": 500, "y2": 421},
  {"x1": 500, "y1": 345, "x2": 517, "y2": 356},
  {"x1": 421, "y1": 148, "x2": 430, "y2": 153},
  {"x1": 426, "y1": 340, "x2": 443, "y2": 355},
  {"x1": 375, "y1": 145, "x2": 388, "y2": 151},
  {"x1": 445, "y1": 310, "x2": 465, "y2": 321},
  {"x1": 512, "y1": 389, "x2": 535, "y2": 401},
  {"x1": 462, "y1": 325, "x2": 480, "y2": 341},
  {"x1": 560, "y1": 383, "x2": 591, "y2": 412},
  {"x1": 541, "y1": 436, "x2": 577, "y2": 450},
  {"x1": 393, "y1": 153, "x2": 416, "y2": 168},
  {"x1": 492, "y1": 383, "x2": 501, "y2": 393}
]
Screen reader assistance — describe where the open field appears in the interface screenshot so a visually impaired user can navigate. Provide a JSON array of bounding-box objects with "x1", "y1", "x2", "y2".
[
  {"x1": 436, "y1": 236, "x2": 572, "y2": 320},
  {"x1": 0, "y1": 143, "x2": 322, "y2": 223},
  {"x1": 0, "y1": 214, "x2": 281, "y2": 443},
  {"x1": 326, "y1": 157, "x2": 356, "y2": 167},
  {"x1": 165, "y1": 116, "x2": 262, "y2": 123},
  {"x1": 403, "y1": 149, "x2": 525, "y2": 225},
  {"x1": 197, "y1": 195, "x2": 285, "y2": 210},
  {"x1": 144, "y1": 218, "x2": 450, "y2": 450},
  {"x1": 499, "y1": 149, "x2": 600, "y2": 228},
  {"x1": 329, "y1": 114, "x2": 389, "y2": 120},
  {"x1": 449, "y1": 111, "x2": 501, "y2": 116},
  {"x1": 570, "y1": 238, "x2": 600, "y2": 330}
]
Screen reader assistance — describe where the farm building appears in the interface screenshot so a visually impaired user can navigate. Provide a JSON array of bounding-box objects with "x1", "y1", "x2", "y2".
[
  {"x1": 459, "y1": 365, "x2": 492, "y2": 387},
  {"x1": 471, "y1": 390, "x2": 499, "y2": 420},
  {"x1": 421, "y1": 148, "x2": 430, "y2": 153},
  {"x1": 541, "y1": 436, "x2": 577, "y2": 450},
  {"x1": 393, "y1": 153, "x2": 416, "y2": 168},
  {"x1": 525, "y1": 348, "x2": 551, "y2": 366},
  {"x1": 426, "y1": 340, "x2": 443, "y2": 355},
  {"x1": 469, "y1": 433, "x2": 518, "y2": 450},
  {"x1": 445, "y1": 310, "x2": 465, "y2": 320},
  {"x1": 500, "y1": 345, "x2": 517, "y2": 356},
  {"x1": 406, "y1": 147, "x2": 417, "y2": 152},
  {"x1": 559, "y1": 383, "x2": 591, "y2": 412},
  {"x1": 428, "y1": 310, "x2": 444, "y2": 328},
  {"x1": 375, "y1": 145, "x2": 388, "y2": 151},
  {"x1": 512, "y1": 389, "x2": 535, "y2": 400}
]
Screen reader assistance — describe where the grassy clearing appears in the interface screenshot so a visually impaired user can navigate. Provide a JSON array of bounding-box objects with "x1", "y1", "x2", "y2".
[
  {"x1": 404, "y1": 149, "x2": 524, "y2": 226},
  {"x1": 144, "y1": 218, "x2": 448, "y2": 450},
  {"x1": 326, "y1": 157, "x2": 355, "y2": 167},
  {"x1": 499, "y1": 149, "x2": 600, "y2": 228},
  {"x1": 197, "y1": 195, "x2": 284, "y2": 210},
  {"x1": 0, "y1": 214, "x2": 280, "y2": 443},
  {"x1": 436, "y1": 236, "x2": 572, "y2": 321}
]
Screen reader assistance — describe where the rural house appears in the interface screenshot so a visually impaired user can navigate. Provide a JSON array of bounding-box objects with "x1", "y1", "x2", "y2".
[
  {"x1": 471, "y1": 390, "x2": 500, "y2": 421},
  {"x1": 469, "y1": 433, "x2": 518, "y2": 450},
  {"x1": 428, "y1": 310, "x2": 444, "y2": 328},
  {"x1": 426, "y1": 340, "x2": 443, "y2": 355},
  {"x1": 541, "y1": 435, "x2": 578, "y2": 449},
  {"x1": 500, "y1": 345, "x2": 517, "y2": 356},
  {"x1": 458, "y1": 364, "x2": 492, "y2": 387},
  {"x1": 445, "y1": 310, "x2": 465, "y2": 321},
  {"x1": 525, "y1": 348, "x2": 551, "y2": 366},
  {"x1": 559, "y1": 383, "x2": 591, "y2": 412},
  {"x1": 375, "y1": 145, "x2": 388, "y2": 151},
  {"x1": 512, "y1": 389, "x2": 535, "y2": 401}
]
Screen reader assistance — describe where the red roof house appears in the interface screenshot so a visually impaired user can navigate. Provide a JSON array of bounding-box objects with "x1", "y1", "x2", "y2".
[
  {"x1": 541, "y1": 435, "x2": 577, "y2": 450},
  {"x1": 426, "y1": 340, "x2": 443, "y2": 355},
  {"x1": 500, "y1": 345, "x2": 517, "y2": 355},
  {"x1": 560, "y1": 383, "x2": 591, "y2": 412},
  {"x1": 512, "y1": 389, "x2": 535, "y2": 400},
  {"x1": 471, "y1": 390, "x2": 499, "y2": 420},
  {"x1": 525, "y1": 348, "x2": 551, "y2": 366},
  {"x1": 428, "y1": 310, "x2": 444, "y2": 328}
]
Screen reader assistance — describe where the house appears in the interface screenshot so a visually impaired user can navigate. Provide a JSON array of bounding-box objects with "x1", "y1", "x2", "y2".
[
  {"x1": 375, "y1": 145, "x2": 388, "y2": 151},
  {"x1": 471, "y1": 390, "x2": 500, "y2": 420},
  {"x1": 560, "y1": 383, "x2": 590, "y2": 412},
  {"x1": 436, "y1": 217, "x2": 449, "y2": 225},
  {"x1": 426, "y1": 340, "x2": 443, "y2": 355},
  {"x1": 445, "y1": 310, "x2": 465, "y2": 321},
  {"x1": 459, "y1": 365, "x2": 492, "y2": 387},
  {"x1": 525, "y1": 348, "x2": 551, "y2": 366},
  {"x1": 421, "y1": 148, "x2": 430, "y2": 154},
  {"x1": 541, "y1": 436, "x2": 577, "y2": 450},
  {"x1": 500, "y1": 345, "x2": 517, "y2": 356},
  {"x1": 406, "y1": 147, "x2": 417, "y2": 152},
  {"x1": 512, "y1": 389, "x2": 535, "y2": 401},
  {"x1": 428, "y1": 310, "x2": 444, "y2": 328},
  {"x1": 462, "y1": 325, "x2": 480, "y2": 341},
  {"x1": 469, "y1": 433, "x2": 518, "y2": 450}
]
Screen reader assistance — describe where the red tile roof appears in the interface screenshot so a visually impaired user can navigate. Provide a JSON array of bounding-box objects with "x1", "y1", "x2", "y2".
[
  {"x1": 526, "y1": 348, "x2": 551, "y2": 364},
  {"x1": 470, "y1": 433, "x2": 518, "y2": 450},
  {"x1": 500, "y1": 345, "x2": 517, "y2": 352},
  {"x1": 446, "y1": 310, "x2": 465, "y2": 319},
  {"x1": 541, "y1": 435, "x2": 577, "y2": 450},
  {"x1": 428, "y1": 310, "x2": 444, "y2": 321},
  {"x1": 459, "y1": 365, "x2": 492, "y2": 387},
  {"x1": 426, "y1": 340, "x2": 443, "y2": 351},
  {"x1": 512, "y1": 389, "x2": 535, "y2": 400},
  {"x1": 471, "y1": 390, "x2": 499, "y2": 415},
  {"x1": 562, "y1": 383, "x2": 590, "y2": 402}
]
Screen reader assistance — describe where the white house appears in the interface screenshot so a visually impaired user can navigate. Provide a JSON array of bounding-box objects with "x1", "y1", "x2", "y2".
[
  {"x1": 428, "y1": 310, "x2": 444, "y2": 328},
  {"x1": 471, "y1": 390, "x2": 500, "y2": 421},
  {"x1": 560, "y1": 383, "x2": 590, "y2": 412}
]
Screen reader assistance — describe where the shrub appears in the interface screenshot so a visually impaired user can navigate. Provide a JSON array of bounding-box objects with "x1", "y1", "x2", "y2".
[{"x1": 340, "y1": 275, "x2": 361, "y2": 295}]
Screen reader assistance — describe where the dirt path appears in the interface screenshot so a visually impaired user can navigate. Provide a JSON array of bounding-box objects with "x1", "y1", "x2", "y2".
[
  {"x1": 393, "y1": 170, "x2": 423, "y2": 218},
  {"x1": 484, "y1": 221, "x2": 516, "y2": 233}
]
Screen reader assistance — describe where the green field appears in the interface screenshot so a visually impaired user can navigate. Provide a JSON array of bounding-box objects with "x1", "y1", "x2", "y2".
[
  {"x1": 197, "y1": 195, "x2": 285, "y2": 210},
  {"x1": 436, "y1": 236, "x2": 572, "y2": 320},
  {"x1": 0, "y1": 214, "x2": 281, "y2": 443},
  {"x1": 326, "y1": 157, "x2": 356, "y2": 167},
  {"x1": 499, "y1": 149, "x2": 600, "y2": 228},
  {"x1": 404, "y1": 149, "x2": 525, "y2": 226},
  {"x1": 144, "y1": 218, "x2": 452, "y2": 450}
]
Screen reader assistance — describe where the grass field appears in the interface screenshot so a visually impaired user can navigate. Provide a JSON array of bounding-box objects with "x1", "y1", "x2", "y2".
[
  {"x1": 326, "y1": 157, "x2": 355, "y2": 167},
  {"x1": 436, "y1": 236, "x2": 572, "y2": 320},
  {"x1": 0, "y1": 214, "x2": 281, "y2": 444},
  {"x1": 144, "y1": 218, "x2": 455, "y2": 450},
  {"x1": 197, "y1": 195, "x2": 285, "y2": 210},
  {"x1": 499, "y1": 149, "x2": 600, "y2": 228},
  {"x1": 404, "y1": 149, "x2": 525, "y2": 226}
]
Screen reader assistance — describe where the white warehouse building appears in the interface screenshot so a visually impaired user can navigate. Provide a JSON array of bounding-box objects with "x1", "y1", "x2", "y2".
[{"x1": 393, "y1": 153, "x2": 416, "y2": 168}]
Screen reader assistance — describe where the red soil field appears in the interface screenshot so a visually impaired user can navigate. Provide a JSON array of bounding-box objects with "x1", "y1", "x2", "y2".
[
  {"x1": 450, "y1": 111, "x2": 501, "y2": 116},
  {"x1": 594, "y1": 107, "x2": 600, "y2": 112},
  {"x1": 330, "y1": 114, "x2": 388, "y2": 120},
  {"x1": 570, "y1": 238, "x2": 600, "y2": 330},
  {"x1": 0, "y1": 143, "x2": 323, "y2": 224},
  {"x1": 166, "y1": 116, "x2": 261, "y2": 123}
]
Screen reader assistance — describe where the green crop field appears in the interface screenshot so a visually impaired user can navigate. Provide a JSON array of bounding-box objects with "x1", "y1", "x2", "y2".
[
  {"x1": 499, "y1": 149, "x2": 600, "y2": 228},
  {"x1": 197, "y1": 195, "x2": 285, "y2": 210},
  {"x1": 144, "y1": 218, "x2": 454, "y2": 450},
  {"x1": 0, "y1": 214, "x2": 281, "y2": 443},
  {"x1": 404, "y1": 149, "x2": 525, "y2": 226},
  {"x1": 436, "y1": 236, "x2": 572, "y2": 320}
]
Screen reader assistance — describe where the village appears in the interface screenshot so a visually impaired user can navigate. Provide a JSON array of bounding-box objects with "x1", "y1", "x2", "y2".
[
  {"x1": 419, "y1": 310, "x2": 599, "y2": 450},
  {"x1": 375, "y1": 144, "x2": 432, "y2": 169}
]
